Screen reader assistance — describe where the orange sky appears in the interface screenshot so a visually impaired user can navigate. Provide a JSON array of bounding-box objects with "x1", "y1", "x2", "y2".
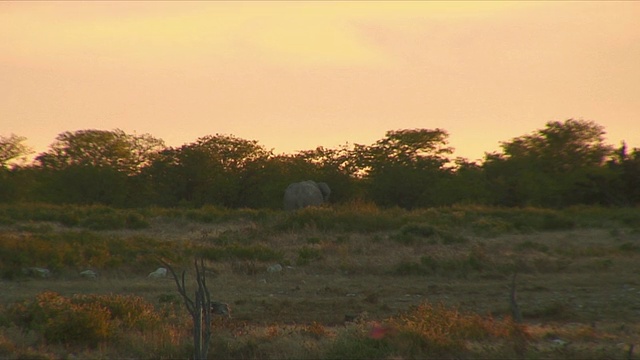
[{"x1": 2, "y1": 1, "x2": 639, "y2": 161}]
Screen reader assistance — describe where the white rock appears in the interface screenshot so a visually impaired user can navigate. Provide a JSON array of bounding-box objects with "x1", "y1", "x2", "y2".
[
  {"x1": 552, "y1": 339, "x2": 569, "y2": 346},
  {"x1": 148, "y1": 267, "x2": 167, "y2": 278},
  {"x1": 80, "y1": 270, "x2": 98, "y2": 279},
  {"x1": 22, "y1": 267, "x2": 51, "y2": 278},
  {"x1": 267, "y1": 264, "x2": 283, "y2": 273}
]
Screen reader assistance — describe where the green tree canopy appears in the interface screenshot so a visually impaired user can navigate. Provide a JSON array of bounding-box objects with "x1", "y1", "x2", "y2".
[
  {"x1": 356, "y1": 129, "x2": 453, "y2": 173},
  {"x1": 500, "y1": 119, "x2": 611, "y2": 171},
  {"x1": 141, "y1": 134, "x2": 272, "y2": 207},
  {"x1": 352, "y1": 129, "x2": 454, "y2": 208},
  {"x1": 484, "y1": 119, "x2": 614, "y2": 206},
  {"x1": 0, "y1": 134, "x2": 32, "y2": 168},
  {"x1": 35, "y1": 129, "x2": 165, "y2": 174}
]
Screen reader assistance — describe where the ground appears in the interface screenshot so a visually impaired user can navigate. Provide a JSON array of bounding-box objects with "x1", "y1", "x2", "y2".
[{"x1": 1, "y1": 206, "x2": 639, "y2": 358}]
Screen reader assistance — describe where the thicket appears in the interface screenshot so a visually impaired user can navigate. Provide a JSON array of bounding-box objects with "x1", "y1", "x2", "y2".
[{"x1": 1, "y1": 119, "x2": 639, "y2": 209}]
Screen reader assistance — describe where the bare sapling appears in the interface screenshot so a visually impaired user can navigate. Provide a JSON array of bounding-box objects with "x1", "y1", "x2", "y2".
[{"x1": 161, "y1": 258, "x2": 213, "y2": 360}]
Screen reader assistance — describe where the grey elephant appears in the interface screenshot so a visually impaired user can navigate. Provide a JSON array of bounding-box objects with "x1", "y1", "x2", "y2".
[{"x1": 283, "y1": 180, "x2": 331, "y2": 211}]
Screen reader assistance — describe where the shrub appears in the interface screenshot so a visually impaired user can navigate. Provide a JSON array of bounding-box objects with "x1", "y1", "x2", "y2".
[
  {"x1": 325, "y1": 302, "x2": 528, "y2": 359},
  {"x1": 297, "y1": 246, "x2": 323, "y2": 266},
  {"x1": 6, "y1": 292, "x2": 161, "y2": 347},
  {"x1": 385, "y1": 302, "x2": 528, "y2": 357},
  {"x1": 8, "y1": 291, "x2": 112, "y2": 347},
  {"x1": 324, "y1": 325, "x2": 394, "y2": 360},
  {"x1": 72, "y1": 294, "x2": 161, "y2": 331},
  {"x1": 0, "y1": 232, "x2": 185, "y2": 278}
]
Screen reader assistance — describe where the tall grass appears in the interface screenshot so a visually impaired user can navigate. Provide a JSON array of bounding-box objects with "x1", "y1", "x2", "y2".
[
  {"x1": 324, "y1": 301, "x2": 529, "y2": 359},
  {"x1": 7, "y1": 292, "x2": 161, "y2": 346},
  {"x1": 1, "y1": 202, "x2": 638, "y2": 234},
  {"x1": 0, "y1": 231, "x2": 186, "y2": 278}
]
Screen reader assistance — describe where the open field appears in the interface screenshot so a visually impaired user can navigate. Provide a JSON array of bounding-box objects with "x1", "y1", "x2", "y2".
[{"x1": 1, "y1": 204, "x2": 639, "y2": 359}]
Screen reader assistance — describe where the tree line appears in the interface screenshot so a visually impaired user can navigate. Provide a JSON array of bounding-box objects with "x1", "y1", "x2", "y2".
[{"x1": 1, "y1": 119, "x2": 638, "y2": 209}]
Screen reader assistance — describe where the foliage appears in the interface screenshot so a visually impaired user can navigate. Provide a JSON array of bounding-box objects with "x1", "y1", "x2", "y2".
[
  {"x1": 484, "y1": 119, "x2": 615, "y2": 207},
  {"x1": 6, "y1": 292, "x2": 160, "y2": 347},
  {"x1": 2, "y1": 120, "x2": 640, "y2": 208},
  {"x1": 139, "y1": 133, "x2": 273, "y2": 207},
  {"x1": 352, "y1": 128, "x2": 454, "y2": 208},
  {"x1": 296, "y1": 246, "x2": 323, "y2": 265},
  {"x1": 35, "y1": 129, "x2": 164, "y2": 174},
  {"x1": 0, "y1": 203, "x2": 150, "y2": 229},
  {"x1": 0, "y1": 230, "x2": 184, "y2": 278},
  {"x1": 325, "y1": 302, "x2": 528, "y2": 359},
  {"x1": 0, "y1": 133, "x2": 32, "y2": 168}
]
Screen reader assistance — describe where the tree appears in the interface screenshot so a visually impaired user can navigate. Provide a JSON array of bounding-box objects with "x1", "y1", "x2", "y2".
[
  {"x1": 33, "y1": 129, "x2": 165, "y2": 206},
  {"x1": 37, "y1": 164, "x2": 129, "y2": 205},
  {"x1": 501, "y1": 119, "x2": 610, "y2": 172},
  {"x1": 438, "y1": 158, "x2": 492, "y2": 205},
  {"x1": 484, "y1": 119, "x2": 613, "y2": 207},
  {"x1": 354, "y1": 129, "x2": 454, "y2": 208},
  {"x1": 142, "y1": 134, "x2": 272, "y2": 207},
  {"x1": 35, "y1": 129, "x2": 164, "y2": 174},
  {"x1": 603, "y1": 142, "x2": 640, "y2": 205},
  {"x1": 162, "y1": 259, "x2": 214, "y2": 360},
  {"x1": 293, "y1": 145, "x2": 361, "y2": 204},
  {"x1": 0, "y1": 134, "x2": 34, "y2": 203},
  {"x1": 0, "y1": 134, "x2": 32, "y2": 168}
]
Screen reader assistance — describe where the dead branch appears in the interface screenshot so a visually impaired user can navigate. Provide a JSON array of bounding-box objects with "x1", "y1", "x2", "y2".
[{"x1": 159, "y1": 257, "x2": 213, "y2": 360}]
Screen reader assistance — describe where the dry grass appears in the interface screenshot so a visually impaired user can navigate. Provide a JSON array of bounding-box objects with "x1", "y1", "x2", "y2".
[{"x1": 0, "y1": 205, "x2": 639, "y2": 358}]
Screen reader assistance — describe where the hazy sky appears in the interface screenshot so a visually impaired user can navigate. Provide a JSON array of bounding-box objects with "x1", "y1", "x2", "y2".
[{"x1": 2, "y1": 1, "x2": 639, "y2": 161}]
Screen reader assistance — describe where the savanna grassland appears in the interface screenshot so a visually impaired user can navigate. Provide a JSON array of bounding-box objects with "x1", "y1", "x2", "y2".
[{"x1": 1, "y1": 203, "x2": 639, "y2": 359}]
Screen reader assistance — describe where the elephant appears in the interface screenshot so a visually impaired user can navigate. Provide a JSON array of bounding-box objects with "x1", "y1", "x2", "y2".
[{"x1": 283, "y1": 180, "x2": 331, "y2": 211}]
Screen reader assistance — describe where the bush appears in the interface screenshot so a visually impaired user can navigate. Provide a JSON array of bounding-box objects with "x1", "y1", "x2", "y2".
[
  {"x1": 6, "y1": 292, "x2": 161, "y2": 347},
  {"x1": 0, "y1": 232, "x2": 185, "y2": 278},
  {"x1": 385, "y1": 302, "x2": 528, "y2": 357},
  {"x1": 325, "y1": 302, "x2": 528, "y2": 359},
  {"x1": 297, "y1": 246, "x2": 323, "y2": 266},
  {"x1": 72, "y1": 294, "x2": 161, "y2": 331},
  {"x1": 8, "y1": 292, "x2": 112, "y2": 347}
]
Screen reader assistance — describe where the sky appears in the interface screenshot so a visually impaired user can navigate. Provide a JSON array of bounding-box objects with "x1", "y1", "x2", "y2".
[{"x1": 2, "y1": 1, "x2": 639, "y2": 162}]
